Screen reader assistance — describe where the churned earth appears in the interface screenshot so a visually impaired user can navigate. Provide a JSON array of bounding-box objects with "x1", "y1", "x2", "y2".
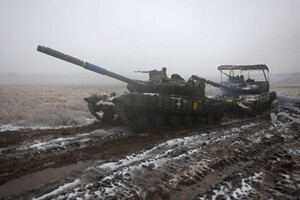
[{"x1": 0, "y1": 95, "x2": 299, "y2": 200}]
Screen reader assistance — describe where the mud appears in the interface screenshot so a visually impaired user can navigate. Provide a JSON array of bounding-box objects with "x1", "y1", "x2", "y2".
[
  {"x1": 0, "y1": 96, "x2": 299, "y2": 200},
  {"x1": 0, "y1": 162, "x2": 88, "y2": 198}
]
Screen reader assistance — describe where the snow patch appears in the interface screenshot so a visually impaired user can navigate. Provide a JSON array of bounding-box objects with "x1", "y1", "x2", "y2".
[
  {"x1": 32, "y1": 179, "x2": 81, "y2": 200},
  {"x1": 0, "y1": 124, "x2": 25, "y2": 132},
  {"x1": 211, "y1": 172, "x2": 264, "y2": 200},
  {"x1": 18, "y1": 133, "x2": 91, "y2": 151},
  {"x1": 287, "y1": 148, "x2": 300, "y2": 155},
  {"x1": 0, "y1": 118, "x2": 96, "y2": 132}
]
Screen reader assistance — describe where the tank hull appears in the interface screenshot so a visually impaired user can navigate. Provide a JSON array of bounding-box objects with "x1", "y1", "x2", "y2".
[
  {"x1": 112, "y1": 93, "x2": 224, "y2": 130},
  {"x1": 223, "y1": 91, "x2": 277, "y2": 115}
]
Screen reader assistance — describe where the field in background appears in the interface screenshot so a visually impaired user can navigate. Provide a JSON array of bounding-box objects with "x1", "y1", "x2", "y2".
[
  {"x1": 0, "y1": 85, "x2": 126, "y2": 127},
  {"x1": 271, "y1": 86, "x2": 300, "y2": 99}
]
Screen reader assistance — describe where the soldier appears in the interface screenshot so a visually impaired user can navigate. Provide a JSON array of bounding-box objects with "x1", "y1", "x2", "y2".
[
  {"x1": 136, "y1": 67, "x2": 169, "y2": 83},
  {"x1": 240, "y1": 75, "x2": 244, "y2": 82}
]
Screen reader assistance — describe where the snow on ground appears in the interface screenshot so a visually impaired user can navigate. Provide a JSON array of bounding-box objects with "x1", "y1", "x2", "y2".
[
  {"x1": 93, "y1": 125, "x2": 243, "y2": 173},
  {"x1": 31, "y1": 122, "x2": 270, "y2": 199},
  {"x1": 208, "y1": 172, "x2": 264, "y2": 200},
  {"x1": 0, "y1": 117, "x2": 96, "y2": 132},
  {"x1": 8, "y1": 109, "x2": 298, "y2": 200},
  {"x1": 287, "y1": 148, "x2": 300, "y2": 155},
  {"x1": 0, "y1": 126, "x2": 133, "y2": 155},
  {"x1": 9, "y1": 96, "x2": 299, "y2": 200},
  {"x1": 17, "y1": 134, "x2": 91, "y2": 151},
  {"x1": 32, "y1": 179, "x2": 81, "y2": 200}
]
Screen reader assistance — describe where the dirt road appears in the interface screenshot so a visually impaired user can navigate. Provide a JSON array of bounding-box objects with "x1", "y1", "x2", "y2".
[{"x1": 0, "y1": 96, "x2": 299, "y2": 200}]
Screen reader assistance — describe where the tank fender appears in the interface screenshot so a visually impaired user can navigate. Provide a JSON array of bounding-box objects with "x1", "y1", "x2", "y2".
[
  {"x1": 84, "y1": 94, "x2": 107, "y2": 103},
  {"x1": 113, "y1": 93, "x2": 132, "y2": 105}
]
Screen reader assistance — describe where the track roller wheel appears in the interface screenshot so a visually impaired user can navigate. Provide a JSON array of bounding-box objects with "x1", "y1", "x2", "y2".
[
  {"x1": 170, "y1": 116, "x2": 180, "y2": 128},
  {"x1": 206, "y1": 114, "x2": 214, "y2": 125},
  {"x1": 184, "y1": 115, "x2": 193, "y2": 126},
  {"x1": 195, "y1": 115, "x2": 204, "y2": 125},
  {"x1": 135, "y1": 116, "x2": 149, "y2": 130},
  {"x1": 154, "y1": 116, "x2": 165, "y2": 128}
]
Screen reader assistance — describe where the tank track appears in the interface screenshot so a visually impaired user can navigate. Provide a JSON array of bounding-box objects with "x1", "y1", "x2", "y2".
[
  {"x1": 115, "y1": 102, "x2": 141, "y2": 132},
  {"x1": 87, "y1": 102, "x2": 102, "y2": 121}
]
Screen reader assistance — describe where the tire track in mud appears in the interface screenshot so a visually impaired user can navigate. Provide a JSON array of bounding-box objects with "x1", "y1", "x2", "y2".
[
  {"x1": 146, "y1": 97, "x2": 300, "y2": 199},
  {"x1": 0, "y1": 122, "x2": 114, "y2": 148},
  {"x1": 0, "y1": 117, "x2": 260, "y2": 189},
  {"x1": 169, "y1": 132, "x2": 299, "y2": 199},
  {"x1": 15, "y1": 114, "x2": 299, "y2": 200}
]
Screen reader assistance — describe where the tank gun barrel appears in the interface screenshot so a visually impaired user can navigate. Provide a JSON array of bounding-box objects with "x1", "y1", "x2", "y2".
[
  {"x1": 37, "y1": 45, "x2": 136, "y2": 85},
  {"x1": 192, "y1": 75, "x2": 233, "y2": 90},
  {"x1": 134, "y1": 70, "x2": 151, "y2": 73}
]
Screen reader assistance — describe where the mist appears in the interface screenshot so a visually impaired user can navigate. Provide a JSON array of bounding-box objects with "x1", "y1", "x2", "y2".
[{"x1": 0, "y1": 0, "x2": 299, "y2": 84}]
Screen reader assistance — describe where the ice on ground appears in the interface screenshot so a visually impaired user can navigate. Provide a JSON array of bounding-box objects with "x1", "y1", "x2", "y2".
[
  {"x1": 0, "y1": 124, "x2": 25, "y2": 132},
  {"x1": 29, "y1": 120, "x2": 273, "y2": 199},
  {"x1": 211, "y1": 184, "x2": 231, "y2": 200},
  {"x1": 18, "y1": 134, "x2": 90, "y2": 151},
  {"x1": 210, "y1": 172, "x2": 264, "y2": 200},
  {"x1": 287, "y1": 148, "x2": 300, "y2": 155},
  {"x1": 83, "y1": 126, "x2": 241, "y2": 198},
  {"x1": 95, "y1": 132, "x2": 212, "y2": 171},
  {"x1": 280, "y1": 173, "x2": 291, "y2": 180},
  {"x1": 32, "y1": 179, "x2": 81, "y2": 200},
  {"x1": 0, "y1": 117, "x2": 96, "y2": 132},
  {"x1": 13, "y1": 127, "x2": 132, "y2": 153}
]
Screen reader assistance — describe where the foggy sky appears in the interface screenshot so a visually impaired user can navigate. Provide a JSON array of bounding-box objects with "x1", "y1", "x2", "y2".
[{"x1": 0, "y1": 0, "x2": 299, "y2": 83}]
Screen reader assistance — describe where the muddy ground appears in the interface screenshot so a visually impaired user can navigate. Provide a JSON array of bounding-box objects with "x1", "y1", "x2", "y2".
[{"x1": 0, "y1": 95, "x2": 299, "y2": 199}]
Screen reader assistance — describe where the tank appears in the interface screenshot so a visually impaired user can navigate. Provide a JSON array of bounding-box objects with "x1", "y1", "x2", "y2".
[
  {"x1": 199, "y1": 65, "x2": 277, "y2": 115},
  {"x1": 37, "y1": 45, "x2": 224, "y2": 130}
]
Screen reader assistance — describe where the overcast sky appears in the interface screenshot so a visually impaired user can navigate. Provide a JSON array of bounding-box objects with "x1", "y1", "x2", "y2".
[{"x1": 0, "y1": 0, "x2": 299, "y2": 83}]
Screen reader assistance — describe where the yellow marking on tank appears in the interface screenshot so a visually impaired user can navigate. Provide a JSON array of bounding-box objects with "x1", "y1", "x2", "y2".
[
  {"x1": 226, "y1": 99, "x2": 233, "y2": 102},
  {"x1": 193, "y1": 102, "x2": 198, "y2": 109}
]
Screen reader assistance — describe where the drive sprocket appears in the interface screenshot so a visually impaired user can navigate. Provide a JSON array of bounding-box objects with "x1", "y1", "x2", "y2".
[{"x1": 84, "y1": 94, "x2": 116, "y2": 124}]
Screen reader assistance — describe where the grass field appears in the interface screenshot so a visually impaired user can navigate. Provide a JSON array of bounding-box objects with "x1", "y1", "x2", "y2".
[
  {"x1": 271, "y1": 86, "x2": 300, "y2": 99},
  {"x1": 0, "y1": 85, "x2": 126, "y2": 127}
]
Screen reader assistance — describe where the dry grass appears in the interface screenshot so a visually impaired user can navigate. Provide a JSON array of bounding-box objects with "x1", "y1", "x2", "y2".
[
  {"x1": 0, "y1": 85, "x2": 126, "y2": 127},
  {"x1": 271, "y1": 86, "x2": 300, "y2": 99}
]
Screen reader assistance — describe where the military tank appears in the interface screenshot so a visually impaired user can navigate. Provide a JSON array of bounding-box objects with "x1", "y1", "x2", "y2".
[
  {"x1": 203, "y1": 65, "x2": 277, "y2": 115},
  {"x1": 37, "y1": 45, "x2": 224, "y2": 130}
]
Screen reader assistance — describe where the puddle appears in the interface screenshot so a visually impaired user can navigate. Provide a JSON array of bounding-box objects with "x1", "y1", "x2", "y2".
[{"x1": 0, "y1": 161, "x2": 89, "y2": 199}]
